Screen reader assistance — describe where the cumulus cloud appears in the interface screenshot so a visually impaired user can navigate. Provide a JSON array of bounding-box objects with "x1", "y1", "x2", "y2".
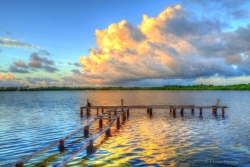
[
  {"x1": 0, "y1": 73, "x2": 25, "y2": 87},
  {"x1": 0, "y1": 37, "x2": 40, "y2": 49},
  {"x1": 62, "y1": 4, "x2": 250, "y2": 87},
  {"x1": 9, "y1": 66, "x2": 29, "y2": 73}
]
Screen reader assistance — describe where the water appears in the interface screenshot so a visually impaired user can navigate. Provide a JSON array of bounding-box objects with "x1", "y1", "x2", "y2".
[{"x1": 0, "y1": 90, "x2": 250, "y2": 166}]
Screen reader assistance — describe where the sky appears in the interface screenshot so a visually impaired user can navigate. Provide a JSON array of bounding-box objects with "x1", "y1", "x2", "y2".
[{"x1": 1, "y1": 0, "x2": 250, "y2": 87}]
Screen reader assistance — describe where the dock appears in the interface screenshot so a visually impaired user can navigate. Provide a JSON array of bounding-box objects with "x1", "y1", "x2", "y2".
[{"x1": 12, "y1": 99, "x2": 228, "y2": 167}]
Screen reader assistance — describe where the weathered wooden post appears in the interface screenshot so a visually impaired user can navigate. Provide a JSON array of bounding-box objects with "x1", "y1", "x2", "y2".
[
  {"x1": 149, "y1": 108, "x2": 152, "y2": 117},
  {"x1": 122, "y1": 112, "x2": 126, "y2": 122},
  {"x1": 191, "y1": 107, "x2": 194, "y2": 115},
  {"x1": 84, "y1": 126, "x2": 89, "y2": 137},
  {"x1": 222, "y1": 108, "x2": 225, "y2": 118},
  {"x1": 199, "y1": 108, "x2": 202, "y2": 117},
  {"x1": 59, "y1": 139, "x2": 64, "y2": 151},
  {"x1": 106, "y1": 128, "x2": 111, "y2": 137},
  {"x1": 87, "y1": 99, "x2": 91, "y2": 117},
  {"x1": 86, "y1": 140, "x2": 95, "y2": 154},
  {"x1": 80, "y1": 107, "x2": 83, "y2": 116},
  {"x1": 16, "y1": 162, "x2": 24, "y2": 167},
  {"x1": 102, "y1": 108, "x2": 104, "y2": 113},
  {"x1": 127, "y1": 109, "x2": 130, "y2": 117},
  {"x1": 173, "y1": 108, "x2": 176, "y2": 117},
  {"x1": 99, "y1": 118, "x2": 103, "y2": 128},
  {"x1": 117, "y1": 116, "x2": 120, "y2": 129},
  {"x1": 96, "y1": 108, "x2": 99, "y2": 115},
  {"x1": 180, "y1": 108, "x2": 184, "y2": 117},
  {"x1": 121, "y1": 99, "x2": 123, "y2": 111},
  {"x1": 147, "y1": 108, "x2": 149, "y2": 114},
  {"x1": 170, "y1": 107, "x2": 172, "y2": 114}
]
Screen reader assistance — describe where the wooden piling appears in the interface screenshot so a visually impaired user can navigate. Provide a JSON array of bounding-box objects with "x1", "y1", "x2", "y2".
[
  {"x1": 122, "y1": 112, "x2": 126, "y2": 122},
  {"x1": 199, "y1": 108, "x2": 202, "y2": 117},
  {"x1": 86, "y1": 140, "x2": 95, "y2": 154},
  {"x1": 59, "y1": 139, "x2": 64, "y2": 151},
  {"x1": 127, "y1": 109, "x2": 130, "y2": 117},
  {"x1": 147, "y1": 108, "x2": 149, "y2": 114},
  {"x1": 222, "y1": 108, "x2": 225, "y2": 118},
  {"x1": 170, "y1": 107, "x2": 172, "y2": 114},
  {"x1": 99, "y1": 119, "x2": 103, "y2": 128},
  {"x1": 80, "y1": 107, "x2": 83, "y2": 116},
  {"x1": 96, "y1": 108, "x2": 99, "y2": 115},
  {"x1": 180, "y1": 108, "x2": 184, "y2": 117},
  {"x1": 102, "y1": 108, "x2": 104, "y2": 113},
  {"x1": 121, "y1": 99, "x2": 123, "y2": 111},
  {"x1": 173, "y1": 108, "x2": 176, "y2": 117},
  {"x1": 191, "y1": 107, "x2": 194, "y2": 114},
  {"x1": 16, "y1": 162, "x2": 24, "y2": 167},
  {"x1": 117, "y1": 117, "x2": 120, "y2": 129},
  {"x1": 149, "y1": 108, "x2": 152, "y2": 117},
  {"x1": 84, "y1": 126, "x2": 89, "y2": 137},
  {"x1": 106, "y1": 128, "x2": 111, "y2": 137}
]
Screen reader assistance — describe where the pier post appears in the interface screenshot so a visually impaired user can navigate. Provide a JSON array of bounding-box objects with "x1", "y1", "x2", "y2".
[
  {"x1": 191, "y1": 107, "x2": 194, "y2": 115},
  {"x1": 84, "y1": 126, "x2": 89, "y2": 137},
  {"x1": 99, "y1": 119, "x2": 103, "y2": 128},
  {"x1": 127, "y1": 109, "x2": 130, "y2": 117},
  {"x1": 180, "y1": 108, "x2": 184, "y2": 117},
  {"x1": 96, "y1": 108, "x2": 99, "y2": 115},
  {"x1": 147, "y1": 108, "x2": 149, "y2": 114},
  {"x1": 222, "y1": 108, "x2": 225, "y2": 118},
  {"x1": 106, "y1": 128, "x2": 111, "y2": 137},
  {"x1": 149, "y1": 108, "x2": 152, "y2": 117},
  {"x1": 121, "y1": 99, "x2": 124, "y2": 111},
  {"x1": 212, "y1": 107, "x2": 217, "y2": 116},
  {"x1": 123, "y1": 112, "x2": 126, "y2": 122},
  {"x1": 117, "y1": 117, "x2": 120, "y2": 129},
  {"x1": 102, "y1": 108, "x2": 104, "y2": 113},
  {"x1": 59, "y1": 139, "x2": 64, "y2": 151},
  {"x1": 170, "y1": 107, "x2": 172, "y2": 114},
  {"x1": 80, "y1": 107, "x2": 83, "y2": 116},
  {"x1": 16, "y1": 162, "x2": 24, "y2": 167},
  {"x1": 199, "y1": 108, "x2": 202, "y2": 117},
  {"x1": 173, "y1": 108, "x2": 176, "y2": 117},
  {"x1": 86, "y1": 140, "x2": 95, "y2": 154}
]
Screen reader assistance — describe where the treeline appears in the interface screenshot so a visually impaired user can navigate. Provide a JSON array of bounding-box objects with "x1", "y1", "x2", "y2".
[{"x1": 1, "y1": 84, "x2": 250, "y2": 91}]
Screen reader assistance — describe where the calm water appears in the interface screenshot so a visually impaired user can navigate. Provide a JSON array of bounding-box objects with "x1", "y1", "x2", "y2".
[{"x1": 0, "y1": 90, "x2": 250, "y2": 167}]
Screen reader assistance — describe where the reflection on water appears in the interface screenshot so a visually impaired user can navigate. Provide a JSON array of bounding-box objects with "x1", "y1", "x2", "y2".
[{"x1": 0, "y1": 90, "x2": 250, "y2": 166}]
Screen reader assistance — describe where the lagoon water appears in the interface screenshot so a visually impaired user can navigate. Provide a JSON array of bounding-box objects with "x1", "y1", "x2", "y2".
[{"x1": 0, "y1": 90, "x2": 250, "y2": 166}]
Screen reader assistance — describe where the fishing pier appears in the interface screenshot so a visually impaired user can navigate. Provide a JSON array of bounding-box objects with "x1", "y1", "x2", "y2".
[{"x1": 13, "y1": 99, "x2": 228, "y2": 167}]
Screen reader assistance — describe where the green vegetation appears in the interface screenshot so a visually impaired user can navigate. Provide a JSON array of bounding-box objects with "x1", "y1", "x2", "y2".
[{"x1": 1, "y1": 84, "x2": 250, "y2": 91}]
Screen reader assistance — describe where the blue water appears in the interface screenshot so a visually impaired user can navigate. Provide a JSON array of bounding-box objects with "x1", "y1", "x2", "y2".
[{"x1": 0, "y1": 90, "x2": 250, "y2": 166}]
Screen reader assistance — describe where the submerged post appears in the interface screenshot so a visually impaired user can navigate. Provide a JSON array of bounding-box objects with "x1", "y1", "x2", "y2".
[
  {"x1": 99, "y1": 119, "x2": 103, "y2": 128},
  {"x1": 191, "y1": 106, "x2": 194, "y2": 115},
  {"x1": 86, "y1": 140, "x2": 95, "y2": 154},
  {"x1": 199, "y1": 108, "x2": 203, "y2": 117},
  {"x1": 222, "y1": 108, "x2": 225, "y2": 118},
  {"x1": 106, "y1": 128, "x2": 111, "y2": 137},
  {"x1": 117, "y1": 116, "x2": 120, "y2": 129},
  {"x1": 121, "y1": 99, "x2": 123, "y2": 111},
  {"x1": 84, "y1": 126, "x2": 89, "y2": 137},
  {"x1": 173, "y1": 108, "x2": 176, "y2": 117},
  {"x1": 16, "y1": 162, "x2": 24, "y2": 167},
  {"x1": 180, "y1": 108, "x2": 184, "y2": 117},
  {"x1": 59, "y1": 139, "x2": 64, "y2": 151}
]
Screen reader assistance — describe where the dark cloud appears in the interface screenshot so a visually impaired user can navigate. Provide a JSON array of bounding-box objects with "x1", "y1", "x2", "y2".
[
  {"x1": 73, "y1": 62, "x2": 82, "y2": 67},
  {"x1": 26, "y1": 77, "x2": 59, "y2": 86},
  {"x1": 13, "y1": 60, "x2": 28, "y2": 68},
  {"x1": 231, "y1": 9, "x2": 249, "y2": 19},
  {"x1": 9, "y1": 66, "x2": 29, "y2": 73},
  {"x1": 43, "y1": 65, "x2": 59, "y2": 73},
  {"x1": 39, "y1": 49, "x2": 50, "y2": 56},
  {"x1": 71, "y1": 69, "x2": 81, "y2": 74},
  {"x1": 28, "y1": 52, "x2": 59, "y2": 73}
]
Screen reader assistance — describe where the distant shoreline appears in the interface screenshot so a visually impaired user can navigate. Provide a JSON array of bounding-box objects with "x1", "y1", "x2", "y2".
[{"x1": 1, "y1": 84, "x2": 250, "y2": 91}]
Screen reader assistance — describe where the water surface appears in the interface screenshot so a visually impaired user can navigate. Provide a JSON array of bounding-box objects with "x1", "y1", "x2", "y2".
[{"x1": 0, "y1": 90, "x2": 250, "y2": 166}]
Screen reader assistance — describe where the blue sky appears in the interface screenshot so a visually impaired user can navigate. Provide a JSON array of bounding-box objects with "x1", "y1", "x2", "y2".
[{"x1": 1, "y1": 0, "x2": 250, "y2": 87}]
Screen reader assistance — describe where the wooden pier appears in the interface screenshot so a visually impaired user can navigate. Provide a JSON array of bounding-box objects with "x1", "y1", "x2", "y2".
[{"x1": 12, "y1": 99, "x2": 228, "y2": 167}]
